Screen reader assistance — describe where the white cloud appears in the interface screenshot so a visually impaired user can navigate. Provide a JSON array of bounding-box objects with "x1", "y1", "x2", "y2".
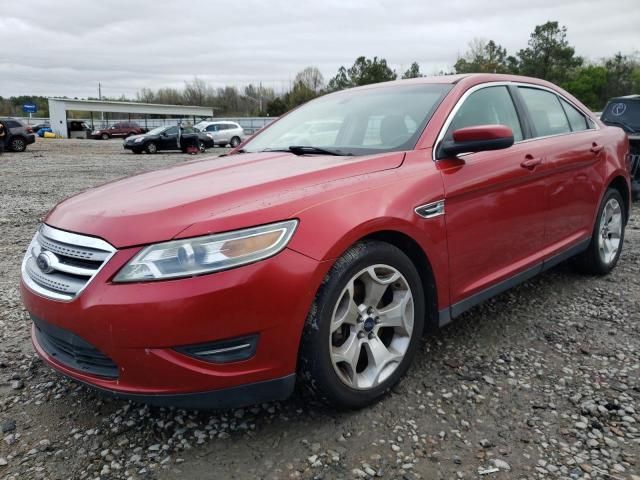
[{"x1": 0, "y1": 0, "x2": 638, "y2": 97}]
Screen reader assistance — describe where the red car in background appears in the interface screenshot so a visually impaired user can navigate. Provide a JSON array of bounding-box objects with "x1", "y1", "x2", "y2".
[
  {"x1": 20, "y1": 74, "x2": 630, "y2": 409},
  {"x1": 91, "y1": 121, "x2": 144, "y2": 140}
]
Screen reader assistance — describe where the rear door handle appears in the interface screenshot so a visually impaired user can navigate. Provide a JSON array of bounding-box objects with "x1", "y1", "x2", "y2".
[
  {"x1": 590, "y1": 143, "x2": 604, "y2": 154},
  {"x1": 520, "y1": 156, "x2": 542, "y2": 170}
]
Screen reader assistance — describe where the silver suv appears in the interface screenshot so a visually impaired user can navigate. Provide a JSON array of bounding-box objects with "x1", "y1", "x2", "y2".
[{"x1": 194, "y1": 121, "x2": 245, "y2": 147}]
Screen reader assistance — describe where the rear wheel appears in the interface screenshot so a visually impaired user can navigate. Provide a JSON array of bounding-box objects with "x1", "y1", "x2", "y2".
[
  {"x1": 230, "y1": 136, "x2": 241, "y2": 148},
  {"x1": 10, "y1": 137, "x2": 26, "y2": 152},
  {"x1": 199, "y1": 141, "x2": 206, "y2": 153},
  {"x1": 101, "y1": 133, "x2": 109, "y2": 140},
  {"x1": 299, "y1": 241, "x2": 424, "y2": 408},
  {"x1": 573, "y1": 188, "x2": 625, "y2": 275},
  {"x1": 145, "y1": 142, "x2": 157, "y2": 154}
]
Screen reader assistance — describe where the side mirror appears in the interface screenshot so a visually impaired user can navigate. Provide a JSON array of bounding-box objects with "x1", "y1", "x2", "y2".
[{"x1": 439, "y1": 125, "x2": 514, "y2": 158}]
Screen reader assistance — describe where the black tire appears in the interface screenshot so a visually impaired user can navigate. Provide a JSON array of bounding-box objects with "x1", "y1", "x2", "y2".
[
  {"x1": 573, "y1": 188, "x2": 626, "y2": 275},
  {"x1": 9, "y1": 137, "x2": 26, "y2": 152},
  {"x1": 101, "y1": 133, "x2": 109, "y2": 140},
  {"x1": 230, "y1": 136, "x2": 241, "y2": 148},
  {"x1": 145, "y1": 142, "x2": 158, "y2": 154},
  {"x1": 199, "y1": 141, "x2": 206, "y2": 153},
  {"x1": 298, "y1": 240, "x2": 425, "y2": 409}
]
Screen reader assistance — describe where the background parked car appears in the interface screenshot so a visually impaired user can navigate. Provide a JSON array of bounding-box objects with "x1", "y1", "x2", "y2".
[
  {"x1": 92, "y1": 122, "x2": 145, "y2": 140},
  {"x1": 67, "y1": 120, "x2": 92, "y2": 139},
  {"x1": 194, "y1": 121, "x2": 245, "y2": 147},
  {"x1": 600, "y1": 95, "x2": 640, "y2": 200},
  {"x1": 0, "y1": 117, "x2": 36, "y2": 152},
  {"x1": 123, "y1": 125, "x2": 212, "y2": 154},
  {"x1": 31, "y1": 121, "x2": 50, "y2": 133}
]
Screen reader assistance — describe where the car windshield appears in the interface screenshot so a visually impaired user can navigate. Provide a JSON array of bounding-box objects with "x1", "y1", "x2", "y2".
[
  {"x1": 241, "y1": 83, "x2": 452, "y2": 155},
  {"x1": 601, "y1": 100, "x2": 640, "y2": 133},
  {"x1": 147, "y1": 126, "x2": 168, "y2": 135}
]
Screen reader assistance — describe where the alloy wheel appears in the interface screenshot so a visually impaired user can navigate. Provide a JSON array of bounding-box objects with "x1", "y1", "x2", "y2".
[
  {"x1": 329, "y1": 264, "x2": 414, "y2": 390},
  {"x1": 597, "y1": 197, "x2": 622, "y2": 265},
  {"x1": 11, "y1": 138, "x2": 25, "y2": 152}
]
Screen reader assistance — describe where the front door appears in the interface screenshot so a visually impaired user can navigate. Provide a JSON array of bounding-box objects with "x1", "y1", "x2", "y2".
[
  {"x1": 160, "y1": 126, "x2": 179, "y2": 150},
  {"x1": 436, "y1": 85, "x2": 549, "y2": 310}
]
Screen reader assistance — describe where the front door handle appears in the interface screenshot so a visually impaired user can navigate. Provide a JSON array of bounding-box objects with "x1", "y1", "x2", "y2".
[
  {"x1": 520, "y1": 156, "x2": 542, "y2": 170},
  {"x1": 590, "y1": 143, "x2": 604, "y2": 154}
]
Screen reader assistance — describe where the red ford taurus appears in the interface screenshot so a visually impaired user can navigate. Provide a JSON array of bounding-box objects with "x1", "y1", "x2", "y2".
[{"x1": 20, "y1": 74, "x2": 631, "y2": 409}]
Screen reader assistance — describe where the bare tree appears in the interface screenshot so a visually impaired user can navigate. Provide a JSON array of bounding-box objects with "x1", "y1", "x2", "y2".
[{"x1": 294, "y1": 67, "x2": 325, "y2": 93}]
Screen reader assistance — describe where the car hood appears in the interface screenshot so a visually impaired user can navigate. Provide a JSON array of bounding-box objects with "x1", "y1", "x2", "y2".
[{"x1": 45, "y1": 151, "x2": 405, "y2": 248}]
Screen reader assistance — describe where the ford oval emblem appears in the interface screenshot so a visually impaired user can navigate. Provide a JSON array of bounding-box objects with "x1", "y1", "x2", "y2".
[{"x1": 36, "y1": 251, "x2": 56, "y2": 274}]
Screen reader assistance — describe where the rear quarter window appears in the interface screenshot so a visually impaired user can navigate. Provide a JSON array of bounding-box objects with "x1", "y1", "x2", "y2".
[{"x1": 560, "y1": 99, "x2": 591, "y2": 132}]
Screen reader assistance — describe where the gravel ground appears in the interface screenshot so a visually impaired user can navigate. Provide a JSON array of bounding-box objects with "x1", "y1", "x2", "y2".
[{"x1": 0, "y1": 139, "x2": 639, "y2": 480}]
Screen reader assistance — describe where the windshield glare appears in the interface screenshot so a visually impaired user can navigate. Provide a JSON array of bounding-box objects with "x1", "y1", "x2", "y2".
[
  {"x1": 147, "y1": 126, "x2": 168, "y2": 135},
  {"x1": 242, "y1": 84, "x2": 452, "y2": 155}
]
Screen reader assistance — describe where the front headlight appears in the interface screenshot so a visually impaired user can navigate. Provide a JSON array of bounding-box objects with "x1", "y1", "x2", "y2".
[
  {"x1": 113, "y1": 220, "x2": 298, "y2": 282},
  {"x1": 134, "y1": 137, "x2": 145, "y2": 143}
]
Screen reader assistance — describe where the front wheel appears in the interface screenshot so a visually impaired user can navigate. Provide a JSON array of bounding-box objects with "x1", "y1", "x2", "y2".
[
  {"x1": 299, "y1": 241, "x2": 425, "y2": 409},
  {"x1": 101, "y1": 133, "x2": 109, "y2": 140},
  {"x1": 573, "y1": 188, "x2": 626, "y2": 275},
  {"x1": 145, "y1": 142, "x2": 157, "y2": 154}
]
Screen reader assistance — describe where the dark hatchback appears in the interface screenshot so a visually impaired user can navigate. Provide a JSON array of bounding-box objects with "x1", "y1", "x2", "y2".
[
  {"x1": 601, "y1": 95, "x2": 640, "y2": 199},
  {"x1": 0, "y1": 117, "x2": 36, "y2": 152},
  {"x1": 123, "y1": 126, "x2": 214, "y2": 154}
]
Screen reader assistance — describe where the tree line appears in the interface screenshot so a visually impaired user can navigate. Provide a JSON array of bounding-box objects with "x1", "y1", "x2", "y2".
[{"x1": 1, "y1": 21, "x2": 637, "y2": 119}]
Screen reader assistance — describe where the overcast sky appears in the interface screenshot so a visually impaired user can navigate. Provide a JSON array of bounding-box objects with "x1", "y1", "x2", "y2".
[{"x1": 1, "y1": 0, "x2": 638, "y2": 99}]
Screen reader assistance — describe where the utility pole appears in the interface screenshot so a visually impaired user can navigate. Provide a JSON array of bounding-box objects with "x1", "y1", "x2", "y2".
[{"x1": 99, "y1": 82, "x2": 104, "y2": 124}]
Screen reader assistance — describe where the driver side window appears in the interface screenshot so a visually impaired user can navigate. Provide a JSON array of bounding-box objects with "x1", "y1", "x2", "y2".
[{"x1": 447, "y1": 86, "x2": 523, "y2": 142}]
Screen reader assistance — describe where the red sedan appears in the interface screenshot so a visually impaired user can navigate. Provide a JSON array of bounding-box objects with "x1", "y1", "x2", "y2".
[{"x1": 20, "y1": 74, "x2": 631, "y2": 409}]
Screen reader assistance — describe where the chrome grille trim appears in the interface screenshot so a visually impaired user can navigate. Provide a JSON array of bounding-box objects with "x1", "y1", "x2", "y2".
[
  {"x1": 415, "y1": 200, "x2": 445, "y2": 219},
  {"x1": 22, "y1": 225, "x2": 116, "y2": 302}
]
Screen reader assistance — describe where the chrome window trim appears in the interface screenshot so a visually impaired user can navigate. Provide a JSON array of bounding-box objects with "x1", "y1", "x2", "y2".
[
  {"x1": 432, "y1": 81, "x2": 599, "y2": 161},
  {"x1": 21, "y1": 224, "x2": 117, "y2": 302}
]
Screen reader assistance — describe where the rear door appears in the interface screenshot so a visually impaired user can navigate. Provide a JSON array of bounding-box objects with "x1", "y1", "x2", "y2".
[
  {"x1": 437, "y1": 84, "x2": 549, "y2": 309},
  {"x1": 516, "y1": 86, "x2": 602, "y2": 255}
]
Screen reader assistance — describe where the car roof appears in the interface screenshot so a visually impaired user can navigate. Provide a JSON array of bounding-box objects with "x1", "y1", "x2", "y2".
[
  {"x1": 606, "y1": 94, "x2": 640, "y2": 102},
  {"x1": 339, "y1": 73, "x2": 564, "y2": 93}
]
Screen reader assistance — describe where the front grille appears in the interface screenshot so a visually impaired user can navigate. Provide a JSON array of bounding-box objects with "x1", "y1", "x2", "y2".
[
  {"x1": 33, "y1": 317, "x2": 119, "y2": 379},
  {"x1": 22, "y1": 224, "x2": 116, "y2": 301}
]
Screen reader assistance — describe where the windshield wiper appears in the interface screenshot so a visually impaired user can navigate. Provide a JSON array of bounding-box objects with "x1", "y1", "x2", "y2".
[
  {"x1": 603, "y1": 118, "x2": 638, "y2": 133},
  {"x1": 287, "y1": 145, "x2": 350, "y2": 156}
]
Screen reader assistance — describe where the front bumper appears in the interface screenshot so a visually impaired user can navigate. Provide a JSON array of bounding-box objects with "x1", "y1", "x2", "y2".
[{"x1": 21, "y1": 245, "x2": 327, "y2": 407}]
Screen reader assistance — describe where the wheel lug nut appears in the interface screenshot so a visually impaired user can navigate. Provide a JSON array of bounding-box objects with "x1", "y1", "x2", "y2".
[
  {"x1": 368, "y1": 332, "x2": 375, "y2": 339},
  {"x1": 375, "y1": 317, "x2": 380, "y2": 324},
  {"x1": 367, "y1": 307, "x2": 374, "y2": 314},
  {"x1": 357, "y1": 331, "x2": 365, "y2": 339}
]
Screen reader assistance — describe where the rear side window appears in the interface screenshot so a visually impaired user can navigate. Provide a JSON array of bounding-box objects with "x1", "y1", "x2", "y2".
[
  {"x1": 447, "y1": 86, "x2": 523, "y2": 142},
  {"x1": 5, "y1": 120, "x2": 21, "y2": 128},
  {"x1": 560, "y1": 99, "x2": 590, "y2": 132},
  {"x1": 519, "y1": 87, "x2": 571, "y2": 137}
]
